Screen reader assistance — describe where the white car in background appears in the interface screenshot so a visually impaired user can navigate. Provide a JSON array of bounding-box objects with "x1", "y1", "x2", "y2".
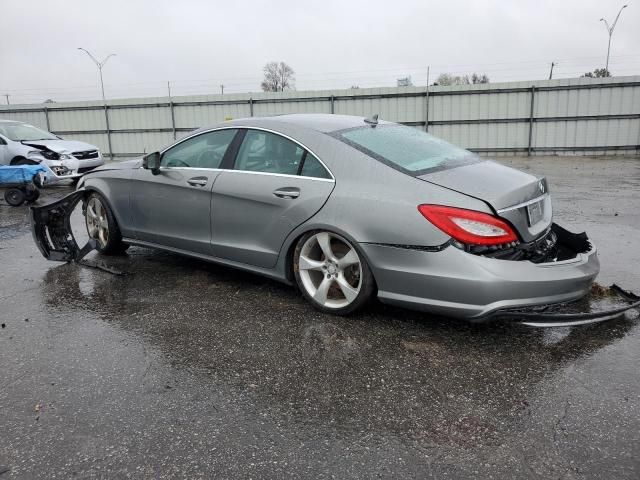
[{"x1": 0, "y1": 119, "x2": 104, "y2": 183}]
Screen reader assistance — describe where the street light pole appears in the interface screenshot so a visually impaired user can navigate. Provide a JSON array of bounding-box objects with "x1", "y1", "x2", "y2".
[
  {"x1": 77, "y1": 48, "x2": 117, "y2": 102},
  {"x1": 600, "y1": 4, "x2": 628, "y2": 73}
]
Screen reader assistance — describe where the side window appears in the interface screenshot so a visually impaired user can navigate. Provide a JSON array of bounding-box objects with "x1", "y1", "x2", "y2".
[
  {"x1": 161, "y1": 129, "x2": 236, "y2": 169},
  {"x1": 300, "y1": 153, "x2": 331, "y2": 179},
  {"x1": 235, "y1": 130, "x2": 304, "y2": 175}
]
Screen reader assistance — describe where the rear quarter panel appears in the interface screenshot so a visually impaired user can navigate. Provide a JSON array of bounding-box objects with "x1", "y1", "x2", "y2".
[{"x1": 284, "y1": 133, "x2": 496, "y2": 247}]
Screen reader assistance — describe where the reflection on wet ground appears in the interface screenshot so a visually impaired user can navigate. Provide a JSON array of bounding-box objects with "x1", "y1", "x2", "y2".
[{"x1": 1, "y1": 156, "x2": 639, "y2": 478}]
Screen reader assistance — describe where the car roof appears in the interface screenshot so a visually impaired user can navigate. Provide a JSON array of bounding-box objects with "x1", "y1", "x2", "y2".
[{"x1": 223, "y1": 114, "x2": 394, "y2": 134}]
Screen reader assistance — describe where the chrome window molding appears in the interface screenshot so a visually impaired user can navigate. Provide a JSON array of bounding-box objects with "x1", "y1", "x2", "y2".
[
  {"x1": 158, "y1": 166, "x2": 335, "y2": 183},
  {"x1": 158, "y1": 125, "x2": 335, "y2": 181}
]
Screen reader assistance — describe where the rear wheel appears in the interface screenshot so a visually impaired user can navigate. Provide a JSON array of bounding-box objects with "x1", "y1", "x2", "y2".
[
  {"x1": 84, "y1": 192, "x2": 128, "y2": 255},
  {"x1": 293, "y1": 231, "x2": 375, "y2": 315},
  {"x1": 4, "y1": 188, "x2": 25, "y2": 206}
]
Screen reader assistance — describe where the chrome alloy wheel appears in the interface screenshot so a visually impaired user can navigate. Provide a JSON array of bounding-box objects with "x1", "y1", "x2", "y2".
[
  {"x1": 85, "y1": 196, "x2": 109, "y2": 249},
  {"x1": 297, "y1": 232, "x2": 362, "y2": 309}
]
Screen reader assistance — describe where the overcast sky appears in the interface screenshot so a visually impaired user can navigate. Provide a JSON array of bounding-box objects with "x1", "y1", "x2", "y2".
[{"x1": 1, "y1": 0, "x2": 638, "y2": 104}]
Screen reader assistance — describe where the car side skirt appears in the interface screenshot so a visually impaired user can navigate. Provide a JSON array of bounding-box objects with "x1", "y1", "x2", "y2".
[{"x1": 122, "y1": 238, "x2": 293, "y2": 286}]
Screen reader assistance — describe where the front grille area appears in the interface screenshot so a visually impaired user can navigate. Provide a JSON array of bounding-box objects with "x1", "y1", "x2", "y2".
[{"x1": 72, "y1": 150, "x2": 99, "y2": 160}]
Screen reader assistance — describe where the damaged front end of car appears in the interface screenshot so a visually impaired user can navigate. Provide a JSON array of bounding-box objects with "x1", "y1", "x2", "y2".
[{"x1": 30, "y1": 190, "x2": 96, "y2": 262}]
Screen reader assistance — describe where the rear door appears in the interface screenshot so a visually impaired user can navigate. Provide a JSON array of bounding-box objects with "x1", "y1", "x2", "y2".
[
  {"x1": 130, "y1": 128, "x2": 238, "y2": 254},
  {"x1": 211, "y1": 128, "x2": 335, "y2": 268}
]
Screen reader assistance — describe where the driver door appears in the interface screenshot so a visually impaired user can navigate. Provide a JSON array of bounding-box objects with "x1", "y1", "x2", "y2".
[{"x1": 130, "y1": 128, "x2": 239, "y2": 254}]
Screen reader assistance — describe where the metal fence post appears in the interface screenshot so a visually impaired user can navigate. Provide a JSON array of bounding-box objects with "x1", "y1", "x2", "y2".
[
  {"x1": 424, "y1": 87, "x2": 430, "y2": 132},
  {"x1": 249, "y1": 98, "x2": 254, "y2": 117},
  {"x1": 527, "y1": 86, "x2": 536, "y2": 156},
  {"x1": 330, "y1": 95, "x2": 335, "y2": 114},
  {"x1": 169, "y1": 101, "x2": 177, "y2": 140},
  {"x1": 103, "y1": 104, "x2": 114, "y2": 160},
  {"x1": 43, "y1": 107, "x2": 51, "y2": 132}
]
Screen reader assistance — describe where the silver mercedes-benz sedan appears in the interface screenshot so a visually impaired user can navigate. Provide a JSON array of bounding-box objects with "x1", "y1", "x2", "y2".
[{"x1": 32, "y1": 114, "x2": 601, "y2": 320}]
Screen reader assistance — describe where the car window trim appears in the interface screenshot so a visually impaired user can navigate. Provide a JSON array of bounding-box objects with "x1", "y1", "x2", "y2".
[
  {"x1": 230, "y1": 127, "x2": 334, "y2": 181},
  {"x1": 159, "y1": 127, "x2": 240, "y2": 169},
  {"x1": 158, "y1": 125, "x2": 334, "y2": 181},
  {"x1": 296, "y1": 151, "x2": 308, "y2": 176},
  {"x1": 219, "y1": 129, "x2": 247, "y2": 170},
  {"x1": 157, "y1": 166, "x2": 334, "y2": 183}
]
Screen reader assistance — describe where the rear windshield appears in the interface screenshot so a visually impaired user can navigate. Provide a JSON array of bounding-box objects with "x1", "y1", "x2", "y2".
[{"x1": 335, "y1": 124, "x2": 480, "y2": 175}]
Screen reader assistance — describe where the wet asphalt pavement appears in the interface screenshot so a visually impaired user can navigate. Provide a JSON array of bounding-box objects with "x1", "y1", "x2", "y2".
[{"x1": 1, "y1": 156, "x2": 639, "y2": 479}]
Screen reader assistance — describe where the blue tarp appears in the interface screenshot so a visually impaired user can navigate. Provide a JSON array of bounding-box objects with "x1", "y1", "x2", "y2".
[{"x1": 0, "y1": 165, "x2": 47, "y2": 185}]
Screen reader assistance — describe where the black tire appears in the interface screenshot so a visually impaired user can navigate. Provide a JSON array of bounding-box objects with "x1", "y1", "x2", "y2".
[
  {"x1": 293, "y1": 230, "x2": 376, "y2": 315},
  {"x1": 24, "y1": 187, "x2": 40, "y2": 203},
  {"x1": 83, "y1": 192, "x2": 129, "y2": 255},
  {"x1": 4, "y1": 188, "x2": 26, "y2": 207},
  {"x1": 11, "y1": 157, "x2": 37, "y2": 166}
]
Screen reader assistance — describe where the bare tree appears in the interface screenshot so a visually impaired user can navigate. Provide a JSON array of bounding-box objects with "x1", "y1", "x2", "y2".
[
  {"x1": 435, "y1": 72, "x2": 489, "y2": 86},
  {"x1": 261, "y1": 62, "x2": 295, "y2": 92},
  {"x1": 470, "y1": 73, "x2": 490, "y2": 84}
]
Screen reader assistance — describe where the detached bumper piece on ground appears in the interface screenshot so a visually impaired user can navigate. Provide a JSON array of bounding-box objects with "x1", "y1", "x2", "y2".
[
  {"x1": 30, "y1": 190, "x2": 96, "y2": 262},
  {"x1": 30, "y1": 190, "x2": 640, "y2": 328},
  {"x1": 493, "y1": 284, "x2": 640, "y2": 327}
]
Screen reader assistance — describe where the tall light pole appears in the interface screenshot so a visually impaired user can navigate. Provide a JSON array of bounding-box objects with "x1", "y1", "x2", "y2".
[
  {"x1": 600, "y1": 5, "x2": 628, "y2": 73},
  {"x1": 77, "y1": 48, "x2": 116, "y2": 101}
]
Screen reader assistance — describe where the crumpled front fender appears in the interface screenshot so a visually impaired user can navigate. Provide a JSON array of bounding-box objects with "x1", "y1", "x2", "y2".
[{"x1": 30, "y1": 189, "x2": 96, "y2": 262}]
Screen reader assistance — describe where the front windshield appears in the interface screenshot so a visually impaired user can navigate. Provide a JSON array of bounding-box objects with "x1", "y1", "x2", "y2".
[
  {"x1": 0, "y1": 123, "x2": 58, "y2": 141},
  {"x1": 337, "y1": 124, "x2": 480, "y2": 175}
]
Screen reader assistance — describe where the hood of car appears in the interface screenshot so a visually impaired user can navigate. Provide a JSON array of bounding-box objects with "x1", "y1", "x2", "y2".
[
  {"x1": 22, "y1": 139, "x2": 98, "y2": 154},
  {"x1": 90, "y1": 158, "x2": 142, "y2": 172}
]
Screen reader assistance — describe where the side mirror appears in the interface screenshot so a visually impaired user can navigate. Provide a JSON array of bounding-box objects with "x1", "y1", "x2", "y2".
[{"x1": 142, "y1": 151, "x2": 161, "y2": 175}]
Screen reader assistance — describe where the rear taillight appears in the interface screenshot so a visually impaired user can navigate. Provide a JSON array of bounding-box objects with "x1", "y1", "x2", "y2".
[{"x1": 418, "y1": 204, "x2": 518, "y2": 246}]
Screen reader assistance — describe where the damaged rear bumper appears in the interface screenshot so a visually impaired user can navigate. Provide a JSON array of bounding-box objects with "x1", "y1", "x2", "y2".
[
  {"x1": 362, "y1": 229, "x2": 638, "y2": 325},
  {"x1": 493, "y1": 284, "x2": 640, "y2": 327},
  {"x1": 30, "y1": 189, "x2": 96, "y2": 262}
]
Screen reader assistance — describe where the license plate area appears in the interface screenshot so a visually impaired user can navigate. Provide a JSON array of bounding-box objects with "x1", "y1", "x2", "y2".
[{"x1": 526, "y1": 199, "x2": 544, "y2": 226}]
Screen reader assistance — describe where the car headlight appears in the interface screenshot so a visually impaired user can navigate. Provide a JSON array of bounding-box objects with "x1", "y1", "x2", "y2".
[
  {"x1": 35, "y1": 149, "x2": 59, "y2": 160},
  {"x1": 27, "y1": 150, "x2": 44, "y2": 159}
]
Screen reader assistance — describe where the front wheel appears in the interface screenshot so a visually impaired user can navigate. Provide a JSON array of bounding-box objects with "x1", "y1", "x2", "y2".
[
  {"x1": 84, "y1": 192, "x2": 128, "y2": 255},
  {"x1": 293, "y1": 231, "x2": 375, "y2": 315}
]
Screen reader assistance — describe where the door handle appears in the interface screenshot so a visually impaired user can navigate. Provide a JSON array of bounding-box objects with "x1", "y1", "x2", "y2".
[
  {"x1": 187, "y1": 176, "x2": 208, "y2": 187},
  {"x1": 273, "y1": 187, "x2": 300, "y2": 199}
]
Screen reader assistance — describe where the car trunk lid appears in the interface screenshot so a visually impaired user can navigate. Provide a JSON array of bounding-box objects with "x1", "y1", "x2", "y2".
[{"x1": 417, "y1": 160, "x2": 551, "y2": 242}]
